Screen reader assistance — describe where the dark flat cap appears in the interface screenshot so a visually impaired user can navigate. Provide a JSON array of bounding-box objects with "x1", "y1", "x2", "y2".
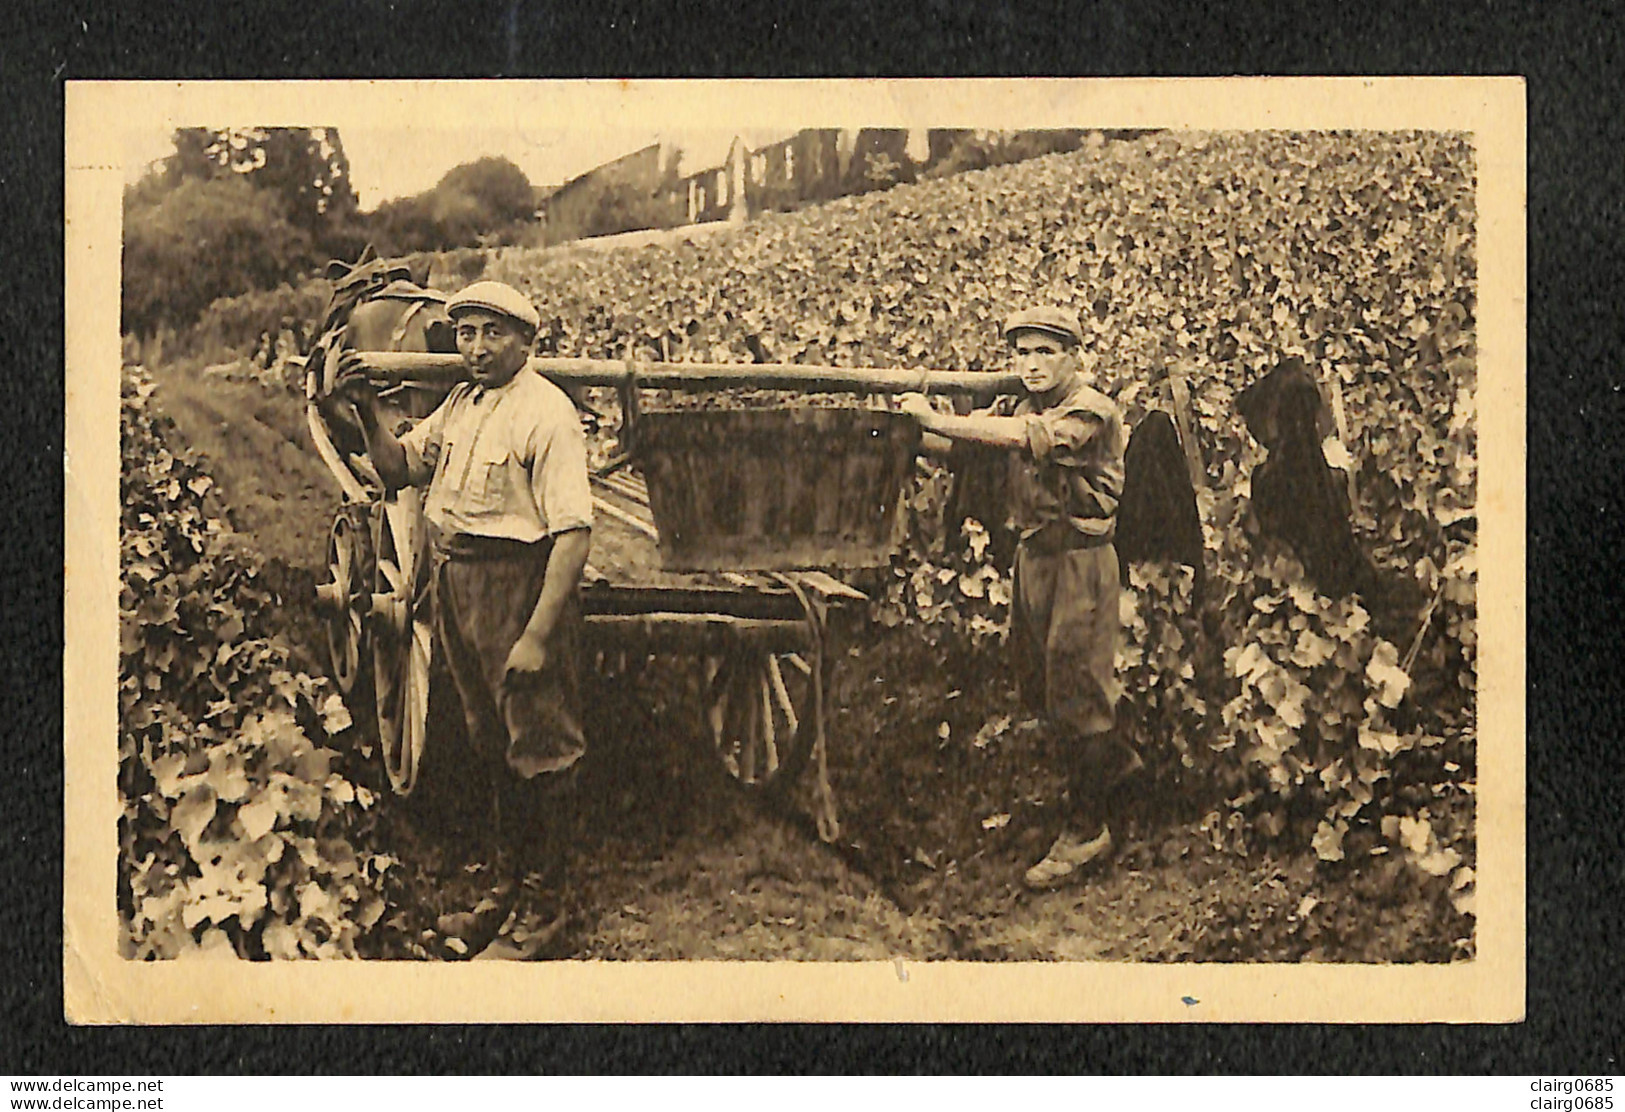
[{"x1": 1002, "y1": 305, "x2": 1083, "y2": 346}]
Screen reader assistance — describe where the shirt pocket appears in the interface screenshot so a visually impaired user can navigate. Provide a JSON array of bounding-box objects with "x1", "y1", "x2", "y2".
[
  {"x1": 448, "y1": 437, "x2": 512, "y2": 514},
  {"x1": 470, "y1": 448, "x2": 513, "y2": 514}
]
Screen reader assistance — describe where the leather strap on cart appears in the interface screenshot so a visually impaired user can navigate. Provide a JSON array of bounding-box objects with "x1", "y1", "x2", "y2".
[{"x1": 775, "y1": 573, "x2": 840, "y2": 843}]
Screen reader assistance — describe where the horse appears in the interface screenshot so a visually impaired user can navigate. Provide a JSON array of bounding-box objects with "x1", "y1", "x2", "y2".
[{"x1": 310, "y1": 247, "x2": 458, "y2": 465}]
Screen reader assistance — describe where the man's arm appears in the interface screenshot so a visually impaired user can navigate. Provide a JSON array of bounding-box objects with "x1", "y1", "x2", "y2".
[
  {"x1": 504, "y1": 527, "x2": 591, "y2": 678},
  {"x1": 898, "y1": 393, "x2": 1029, "y2": 451},
  {"x1": 332, "y1": 357, "x2": 413, "y2": 490},
  {"x1": 348, "y1": 394, "x2": 412, "y2": 490}
]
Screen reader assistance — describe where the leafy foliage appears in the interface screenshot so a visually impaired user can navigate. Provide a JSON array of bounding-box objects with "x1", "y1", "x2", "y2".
[
  {"x1": 119, "y1": 369, "x2": 384, "y2": 958},
  {"x1": 122, "y1": 176, "x2": 318, "y2": 337},
  {"x1": 161, "y1": 127, "x2": 358, "y2": 230},
  {"x1": 121, "y1": 134, "x2": 526, "y2": 338},
  {"x1": 170, "y1": 281, "x2": 329, "y2": 386},
  {"x1": 121, "y1": 127, "x2": 369, "y2": 338},
  {"x1": 369, "y1": 157, "x2": 539, "y2": 254},
  {"x1": 481, "y1": 130, "x2": 1477, "y2": 889},
  {"x1": 575, "y1": 179, "x2": 685, "y2": 241},
  {"x1": 921, "y1": 129, "x2": 1092, "y2": 181},
  {"x1": 437, "y1": 157, "x2": 539, "y2": 226}
]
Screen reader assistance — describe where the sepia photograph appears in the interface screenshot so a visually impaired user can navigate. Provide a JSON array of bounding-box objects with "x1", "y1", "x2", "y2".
[{"x1": 64, "y1": 78, "x2": 1525, "y2": 1022}]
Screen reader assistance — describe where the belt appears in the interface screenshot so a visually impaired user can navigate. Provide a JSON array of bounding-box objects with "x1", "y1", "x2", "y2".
[
  {"x1": 1018, "y1": 522, "x2": 1115, "y2": 555},
  {"x1": 435, "y1": 532, "x2": 552, "y2": 562}
]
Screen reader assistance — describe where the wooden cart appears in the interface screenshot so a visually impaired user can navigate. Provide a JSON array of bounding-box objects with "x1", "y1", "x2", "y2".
[{"x1": 308, "y1": 350, "x2": 1020, "y2": 840}]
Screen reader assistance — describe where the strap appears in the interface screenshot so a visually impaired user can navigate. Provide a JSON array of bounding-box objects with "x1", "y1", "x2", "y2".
[
  {"x1": 775, "y1": 573, "x2": 839, "y2": 843},
  {"x1": 389, "y1": 299, "x2": 429, "y2": 350}
]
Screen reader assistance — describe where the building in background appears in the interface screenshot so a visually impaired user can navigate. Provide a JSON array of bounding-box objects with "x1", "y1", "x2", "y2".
[
  {"x1": 538, "y1": 141, "x2": 684, "y2": 244},
  {"x1": 539, "y1": 128, "x2": 1110, "y2": 245}
]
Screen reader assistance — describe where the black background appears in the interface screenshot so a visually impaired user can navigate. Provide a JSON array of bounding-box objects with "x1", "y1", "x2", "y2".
[{"x1": 3, "y1": 0, "x2": 1620, "y2": 1074}]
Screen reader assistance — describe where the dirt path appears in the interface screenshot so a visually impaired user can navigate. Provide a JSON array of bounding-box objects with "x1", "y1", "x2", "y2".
[{"x1": 146, "y1": 362, "x2": 341, "y2": 572}]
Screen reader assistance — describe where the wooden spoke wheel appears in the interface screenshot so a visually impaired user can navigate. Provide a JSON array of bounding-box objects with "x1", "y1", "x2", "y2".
[
  {"x1": 315, "y1": 506, "x2": 373, "y2": 696},
  {"x1": 703, "y1": 647, "x2": 819, "y2": 794},
  {"x1": 370, "y1": 490, "x2": 433, "y2": 796}
]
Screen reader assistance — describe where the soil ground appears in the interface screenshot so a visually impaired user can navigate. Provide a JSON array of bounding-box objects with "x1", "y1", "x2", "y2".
[{"x1": 141, "y1": 359, "x2": 1475, "y2": 962}]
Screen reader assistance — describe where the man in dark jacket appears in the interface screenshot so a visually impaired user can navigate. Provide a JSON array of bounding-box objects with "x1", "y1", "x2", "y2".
[{"x1": 901, "y1": 306, "x2": 1140, "y2": 889}]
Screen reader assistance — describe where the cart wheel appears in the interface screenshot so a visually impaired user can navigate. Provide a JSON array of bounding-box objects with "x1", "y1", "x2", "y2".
[
  {"x1": 315, "y1": 506, "x2": 373, "y2": 696},
  {"x1": 371, "y1": 490, "x2": 433, "y2": 795},
  {"x1": 703, "y1": 648, "x2": 818, "y2": 794}
]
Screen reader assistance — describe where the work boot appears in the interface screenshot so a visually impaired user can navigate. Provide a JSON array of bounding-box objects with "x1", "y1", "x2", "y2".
[
  {"x1": 1023, "y1": 824, "x2": 1114, "y2": 890},
  {"x1": 478, "y1": 870, "x2": 570, "y2": 960}
]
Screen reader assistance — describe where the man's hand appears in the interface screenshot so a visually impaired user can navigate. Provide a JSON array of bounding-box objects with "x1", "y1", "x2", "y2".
[
  {"x1": 502, "y1": 630, "x2": 549, "y2": 684},
  {"x1": 330, "y1": 350, "x2": 378, "y2": 407}
]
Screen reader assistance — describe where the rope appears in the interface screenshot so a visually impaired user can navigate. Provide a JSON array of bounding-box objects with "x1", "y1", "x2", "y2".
[
  {"x1": 1402, "y1": 580, "x2": 1449, "y2": 675},
  {"x1": 774, "y1": 574, "x2": 839, "y2": 843},
  {"x1": 619, "y1": 352, "x2": 642, "y2": 461}
]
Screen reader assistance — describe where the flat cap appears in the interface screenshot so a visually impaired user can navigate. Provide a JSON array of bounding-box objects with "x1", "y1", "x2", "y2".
[
  {"x1": 1002, "y1": 305, "x2": 1083, "y2": 347},
  {"x1": 445, "y1": 280, "x2": 541, "y2": 333}
]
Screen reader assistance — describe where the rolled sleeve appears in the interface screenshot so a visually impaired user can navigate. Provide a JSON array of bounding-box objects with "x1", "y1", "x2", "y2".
[
  {"x1": 531, "y1": 413, "x2": 594, "y2": 536},
  {"x1": 1027, "y1": 408, "x2": 1102, "y2": 464}
]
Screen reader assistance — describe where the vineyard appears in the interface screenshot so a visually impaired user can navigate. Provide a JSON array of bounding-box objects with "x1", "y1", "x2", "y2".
[{"x1": 121, "y1": 129, "x2": 1477, "y2": 961}]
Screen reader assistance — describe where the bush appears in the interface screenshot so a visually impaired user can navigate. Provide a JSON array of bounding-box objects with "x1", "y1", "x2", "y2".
[
  {"x1": 921, "y1": 129, "x2": 1090, "y2": 180},
  {"x1": 123, "y1": 176, "x2": 318, "y2": 336},
  {"x1": 179, "y1": 280, "x2": 330, "y2": 369},
  {"x1": 366, "y1": 157, "x2": 538, "y2": 254},
  {"x1": 119, "y1": 369, "x2": 384, "y2": 957},
  {"x1": 473, "y1": 130, "x2": 1478, "y2": 883},
  {"x1": 437, "y1": 157, "x2": 537, "y2": 226},
  {"x1": 578, "y1": 179, "x2": 683, "y2": 240}
]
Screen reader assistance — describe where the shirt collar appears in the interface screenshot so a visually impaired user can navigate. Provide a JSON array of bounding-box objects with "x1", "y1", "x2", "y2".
[{"x1": 466, "y1": 370, "x2": 524, "y2": 404}]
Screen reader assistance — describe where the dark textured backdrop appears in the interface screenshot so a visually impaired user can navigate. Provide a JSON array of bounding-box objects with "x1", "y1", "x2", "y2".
[{"x1": 5, "y1": 0, "x2": 1619, "y2": 1074}]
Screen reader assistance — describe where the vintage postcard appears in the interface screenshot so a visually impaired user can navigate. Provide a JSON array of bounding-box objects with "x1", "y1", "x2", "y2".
[{"x1": 64, "y1": 77, "x2": 1524, "y2": 1022}]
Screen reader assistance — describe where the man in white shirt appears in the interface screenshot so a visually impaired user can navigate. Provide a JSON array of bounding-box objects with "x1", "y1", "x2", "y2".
[{"x1": 337, "y1": 280, "x2": 592, "y2": 951}]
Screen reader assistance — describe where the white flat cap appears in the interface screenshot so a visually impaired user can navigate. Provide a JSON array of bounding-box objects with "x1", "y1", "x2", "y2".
[{"x1": 445, "y1": 280, "x2": 541, "y2": 333}]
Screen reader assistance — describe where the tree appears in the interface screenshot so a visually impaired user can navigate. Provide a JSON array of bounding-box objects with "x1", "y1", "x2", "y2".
[
  {"x1": 842, "y1": 130, "x2": 919, "y2": 194},
  {"x1": 436, "y1": 157, "x2": 536, "y2": 226},
  {"x1": 159, "y1": 127, "x2": 358, "y2": 241},
  {"x1": 364, "y1": 156, "x2": 539, "y2": 254},
  {"x1": 122, "y1": 175, "x2": 315, "y2": 336},
  {"x1": 368, "y1": 194, "x2": 440, "y2": 255}
]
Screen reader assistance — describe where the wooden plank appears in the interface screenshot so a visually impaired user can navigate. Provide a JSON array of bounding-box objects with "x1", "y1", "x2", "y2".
[
  {"x1": 791, "y1": 569, "x2": 870, "y2": 602},
  {"x1": 654, "y1": 535, "x2": 897, "y2": 571},
  {"x1": 580, "y1": 583, "x2": 805, "y2": 620},
  {"x1": 582, "y1": 612, "x2": 812, "y2": 654},
  {"x1": 357, "y1": 351, "x2": 1025, "y2": 397},
  {"x1": 592, "y1": 495, "x2": 660, "y2": 540}
]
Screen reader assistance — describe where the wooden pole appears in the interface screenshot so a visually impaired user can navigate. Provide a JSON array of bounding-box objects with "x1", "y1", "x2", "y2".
[
  {"x1": 354, "y1": 351, "x2": 1025, "y2": 397},
  {"x1": 1323, "y1": 371, "x2": 1360, "y2": 509},
  {"x1": 1166, "y1": 363, "x2": 1207, "y2": 490}
]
